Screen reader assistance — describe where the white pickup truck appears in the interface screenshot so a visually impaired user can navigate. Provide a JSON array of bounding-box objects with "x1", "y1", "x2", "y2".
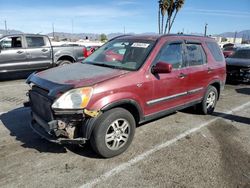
[{"x1": 0, "y1": 34, "x2": 87, "y2": 73}]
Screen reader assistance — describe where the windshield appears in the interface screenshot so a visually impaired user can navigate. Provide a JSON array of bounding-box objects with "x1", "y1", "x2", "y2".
[
  {"x1": 82, "y1": 38, "x2": 155, "y2": 71},
  {"x1": 230, "y1": 49, "x2": 250, "y2": 59}
]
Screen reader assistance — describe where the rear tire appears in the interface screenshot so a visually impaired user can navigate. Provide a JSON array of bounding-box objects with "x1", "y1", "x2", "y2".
[
  {"x1": 198, "y1": 86, "x2": 218, "y2": 115},
  {"x1": 57, "y1": 60, "x2": 72, "y2": 66},
  {"x1": 90, "y1": 108, "x2": 135, "y2": 158}
]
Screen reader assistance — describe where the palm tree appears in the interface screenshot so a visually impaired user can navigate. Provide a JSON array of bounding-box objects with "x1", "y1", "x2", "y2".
[
  {"x1": 164, "y1": 0, "x2": 174, "y2": 34},
  {"x1": 159, "y1": 0, "x2": 169, "y2": 34},
  {"x1": 168, "y1": 0, "x2": 185, "y2": 33},
  {"x1": 158, "y1": 0, "x2": 162, "y2": 34}
]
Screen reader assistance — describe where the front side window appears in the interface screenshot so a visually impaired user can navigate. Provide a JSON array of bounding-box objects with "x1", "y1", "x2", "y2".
[
  {"x1": 154, "y1": 43, "x2": 184, "y2": 69},
  {"x1": 186, "y1": 44, "x2": 206, "y2": 66},
  {"x1": 83, "y1": 39, "x2": 154, "y2": 71},
  {"x1": 26, "y1": 36, "x2": 45, "y2": 47},
  {"x1": 0, "y1": 36, "x2": 22, "y2": 49}
]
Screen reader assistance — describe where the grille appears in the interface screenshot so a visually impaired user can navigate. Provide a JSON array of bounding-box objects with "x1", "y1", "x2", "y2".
[{"x1": 29, "y1": 87, "x2": 54, "y2": 122}]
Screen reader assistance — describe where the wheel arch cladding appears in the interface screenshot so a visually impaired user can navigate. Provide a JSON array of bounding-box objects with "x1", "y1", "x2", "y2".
[{"x1": 57, "y1": 55, "x2": 75, "y2": 63}]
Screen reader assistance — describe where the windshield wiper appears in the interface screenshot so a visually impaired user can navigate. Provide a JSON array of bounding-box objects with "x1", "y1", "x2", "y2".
[{"x1": 90, "y1": 63, "x2": 120, "y2": 69}]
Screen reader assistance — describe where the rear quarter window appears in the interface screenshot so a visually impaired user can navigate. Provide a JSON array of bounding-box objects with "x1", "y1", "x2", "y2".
[{"x1": 206, "y1": 41, "x2": 224, "y2": 62}]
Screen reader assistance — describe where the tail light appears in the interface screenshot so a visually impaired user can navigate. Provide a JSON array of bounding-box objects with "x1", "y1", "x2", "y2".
[{"x1": 83, "y1": 47, "x2": 88, "y2": 58}]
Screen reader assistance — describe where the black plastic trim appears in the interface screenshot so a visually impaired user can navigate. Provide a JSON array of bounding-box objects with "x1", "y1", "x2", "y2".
[{"x1": 141, "y1": 99, "x2": 202, "y2": 124}]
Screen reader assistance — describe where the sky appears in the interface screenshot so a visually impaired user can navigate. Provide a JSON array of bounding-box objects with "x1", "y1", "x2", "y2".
[{"x1": 0, "y1": 0, "x2": 250, "y2": 35}]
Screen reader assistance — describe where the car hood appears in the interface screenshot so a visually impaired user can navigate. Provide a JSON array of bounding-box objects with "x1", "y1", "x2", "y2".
[
  {"x1": 27, "y1": 63, "x2": 129, "y2": 97},
  {"x1": 226, "y1": 58, "x2": 250, "y2": 67}
]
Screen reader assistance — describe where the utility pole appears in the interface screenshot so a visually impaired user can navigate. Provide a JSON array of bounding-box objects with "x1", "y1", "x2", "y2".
[
  {"x1": 234, "y1": 31, "x2": 237, "y2": 43},
  {"x1": 123, "y1": 26, "x2": 126, "y2": 35},
  {"x1": 204, "y1": 23, "x2": 208, "y2": 37},
  {"x1": 71, "y1": 19, "x2": 74, "y2": 42},
  {"x1": 4, "y1": 20, "x2": 7, "y2": 35},
  {"x1": 52, "y1": 23, "x2": 55, "y2": 39}
]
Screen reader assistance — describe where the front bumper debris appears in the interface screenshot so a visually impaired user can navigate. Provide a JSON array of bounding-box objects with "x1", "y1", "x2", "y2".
[{"x1": 30, "y1": 111, "x2": 87, "y2": 145}]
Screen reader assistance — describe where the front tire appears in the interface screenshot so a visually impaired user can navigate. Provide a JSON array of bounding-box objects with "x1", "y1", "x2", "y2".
[
  {"x1": 90, "y1": 108, "x2": 135, "y2": 158},
  {"x1": 199, "y1": 86, "x2": 218, "y2": 115},
  {"x1": 57, "y1": 60, "x2": 72, "y2": 66}
]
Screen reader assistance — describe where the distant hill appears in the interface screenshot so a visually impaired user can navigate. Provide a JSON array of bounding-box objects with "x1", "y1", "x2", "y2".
[
  {"x1": 1, "y1": 29, "x2": 250, "y2": 41},
  {"x1": 47, "y1": 32, "x2": 101, "y2": 40},
  {"x1": 218, "y1": 30, "x2": 250, "y2": 40},
  {"x1": 0, "y1": 29, "x2": 23, "y2": 36}
]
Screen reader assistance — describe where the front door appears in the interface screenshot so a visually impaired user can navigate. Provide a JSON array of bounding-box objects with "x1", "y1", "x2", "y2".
[
  {"x1": 0, "y1": 36, "x2": 28, "y2": 73},
  {"x1": 145, "y1": 40, "x2": 190, "y2": 115}
]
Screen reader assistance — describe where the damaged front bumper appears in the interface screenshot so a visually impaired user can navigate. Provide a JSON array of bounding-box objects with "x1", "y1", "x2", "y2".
[
  {"x1": 30, "y1": 108, "x2": 101, "y2": 145},
  {"x1": 30, "y1": 111, "x2": 87, "y2": 144}
]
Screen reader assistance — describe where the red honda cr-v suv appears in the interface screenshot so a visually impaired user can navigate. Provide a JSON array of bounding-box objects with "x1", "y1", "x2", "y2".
[{"x1": 27, "y1": 34, "x2": 226, "y2": 158}]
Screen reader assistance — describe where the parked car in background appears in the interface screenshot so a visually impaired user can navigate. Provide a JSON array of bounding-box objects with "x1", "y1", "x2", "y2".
[
  {"x1": 0, "y1": 34, "x2": 87, "y2": 73},
  {"x1": 26, "y1": 34, "x2": 226, "y2": 158},
  {"x1": 226, "y1": 48, "x2": 250, "y2": 83},
  {"x1": 223, "y1": 46, "x2": 237, "y2": 58},
  {"x1": 86, "y1": 45, "x2": 100, "y2": 57}
]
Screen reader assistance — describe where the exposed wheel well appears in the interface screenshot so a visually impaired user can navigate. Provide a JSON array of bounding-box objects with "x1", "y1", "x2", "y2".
[
  {"x1": 118, "y1": 104, "x2": 140, "y2": 124},
  {"x1": 57, "y1": 56, "x2": 75, "y2": 64},
  {"x1": 210, "y1": 82, "x2": 221, "y2": 100}
]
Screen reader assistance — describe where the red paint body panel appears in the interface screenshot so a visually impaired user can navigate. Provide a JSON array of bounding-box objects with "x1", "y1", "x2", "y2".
[{"x1": 85, "y1": 35, "x2": 226, "y2": 118}]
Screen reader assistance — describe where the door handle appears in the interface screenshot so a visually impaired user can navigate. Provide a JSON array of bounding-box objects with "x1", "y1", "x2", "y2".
[
  {"x1": 17, "y1": 51, "x2": 24, "y2": 54},
  {"x1": 208, "y1": 67, "x2": 213, "y2": 73},
  {"x1": 178, "y1": 73, "x2": 187, "y2": 79},
  {"x1": 41, "y1": 49, "x2": 48, "y2": 52}
]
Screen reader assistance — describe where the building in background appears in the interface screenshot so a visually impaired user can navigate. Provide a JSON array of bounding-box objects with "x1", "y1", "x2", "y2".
[{"x1": 212, "y1": 36, "x2": 243, "y2": 48}]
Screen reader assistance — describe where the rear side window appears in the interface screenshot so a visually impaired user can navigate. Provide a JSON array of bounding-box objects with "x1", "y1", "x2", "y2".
[
  {"x1": 155, "y1": 43, "x2": 183, "y2": 69},
  {"x1": 206, "y1": 42, "x2": 224, "y2": 62},
  {"x1": 186, "y1": 44, "x2": 206, "y2": 66},
  {"x1": 26, "y1": 37, "x2": 45, "y2": 47}
]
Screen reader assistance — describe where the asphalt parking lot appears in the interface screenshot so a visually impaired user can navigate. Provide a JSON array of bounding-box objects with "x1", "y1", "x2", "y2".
[{"x1": 0, "y1": 78, "x2": 250, "y2": 188}]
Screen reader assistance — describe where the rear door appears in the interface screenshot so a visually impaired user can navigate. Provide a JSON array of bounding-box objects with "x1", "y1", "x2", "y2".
[
  {"x1": 0, "y1": 35, "x2": 28, "y2": 72},
  {"x1": 183, "y1": 41, "x2": 209, "y2": 101},
  {"x1": 145, "y1": 40, "x2": 190, "y2": 115},
  {"x1": 25, "y1": 35, "x2": 53, "y2": 69}
]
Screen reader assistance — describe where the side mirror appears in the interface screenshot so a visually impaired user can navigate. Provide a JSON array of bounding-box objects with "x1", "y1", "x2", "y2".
[{"x1": 152, "y1": 62, "x2": 172, "y2": 74}]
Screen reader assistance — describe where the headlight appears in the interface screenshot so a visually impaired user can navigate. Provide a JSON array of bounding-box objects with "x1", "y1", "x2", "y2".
[{"x1": 52, "y1": 87, "x2": 93, "y2": 109}]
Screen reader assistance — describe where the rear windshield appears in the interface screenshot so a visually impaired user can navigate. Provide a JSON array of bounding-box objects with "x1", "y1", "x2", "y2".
[
  {"x1": 230, "y1": 49, "x2": 250, "y2": 59},
  {"x1": 82, "y1": 38, "x2": 155, "y2": 71},
  {"x1": 206, "y1": 41, "x2": 224, "y2": 62}
]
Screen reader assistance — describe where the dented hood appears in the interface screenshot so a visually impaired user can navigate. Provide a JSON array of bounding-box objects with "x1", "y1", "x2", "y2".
[{"x1": 27, "y1": 63, "x2": 129, "y2": 97}]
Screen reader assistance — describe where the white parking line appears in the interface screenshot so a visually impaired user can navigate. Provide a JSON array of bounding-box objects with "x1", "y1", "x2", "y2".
[
  {"x1": 80, "y1": 101, "x2": 250, "y2": 188},
  {"x1": 0, "y1": 83, "x2": 27, "y2": 88}
]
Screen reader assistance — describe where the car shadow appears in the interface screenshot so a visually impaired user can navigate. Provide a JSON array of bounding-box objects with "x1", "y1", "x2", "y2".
[
  {"x1": 236, "y1": 88, "x2": 250, "y2": 95},
  {"x1": 0, "y1": 71, "x2": 33, "y2": 81},
  {"x1": 212, "y1": 112, "x2": 250, "y2": 125},
  {"x1": 0, "y1": 107, "x2": 100, "y2": 158}
]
